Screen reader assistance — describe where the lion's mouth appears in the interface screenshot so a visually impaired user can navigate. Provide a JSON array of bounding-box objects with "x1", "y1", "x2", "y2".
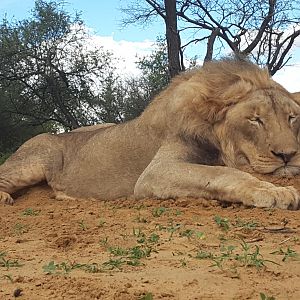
[{"x1": 272, "y1": 166, "x2": 300, "y2": 177}]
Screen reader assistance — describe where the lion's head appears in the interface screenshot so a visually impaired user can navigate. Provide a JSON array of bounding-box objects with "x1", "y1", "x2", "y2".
[
  {"x1": 216, "y1": 87, "x2": 300, "y2": 177},
  {"x1": 144, "y1": 58, "x2": 300, "y2": 177}
]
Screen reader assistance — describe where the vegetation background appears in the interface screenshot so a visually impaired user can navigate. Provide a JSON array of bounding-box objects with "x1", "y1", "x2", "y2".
[{"x1": 1, "y1": 0, "x2": 299, "y2": 162}]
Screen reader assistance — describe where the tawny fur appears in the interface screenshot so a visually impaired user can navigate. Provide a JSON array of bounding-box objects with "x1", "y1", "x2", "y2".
[{"x1": 1, "y1": 58, "x2": 300, "y2": 209}]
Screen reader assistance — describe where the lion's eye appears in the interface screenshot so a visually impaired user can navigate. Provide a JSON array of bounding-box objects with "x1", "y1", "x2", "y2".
[
  {"x1": 289, "y1": 115, "x2": 297, "y2": 124},
  {"x1": 248, "y1": 116, "x2": 263, "y2": 126}
]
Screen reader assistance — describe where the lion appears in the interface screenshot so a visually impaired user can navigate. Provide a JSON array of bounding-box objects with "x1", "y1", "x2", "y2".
[{"x1": 1, "y1": 58, "x2": 300, "y2": 210}]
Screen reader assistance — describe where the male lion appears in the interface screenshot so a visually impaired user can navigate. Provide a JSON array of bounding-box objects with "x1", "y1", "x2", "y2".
[{"x1": 1, "y1": 59, "x2": 300, "y2": 209}]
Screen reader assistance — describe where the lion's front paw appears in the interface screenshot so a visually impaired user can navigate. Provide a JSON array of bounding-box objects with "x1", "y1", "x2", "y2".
[
  {"x1": 245, "y1": 183, "x2": 299, "y2": 210},
  {"x1": 0, "y1": 191, "x2": 14, "y2": 205}
]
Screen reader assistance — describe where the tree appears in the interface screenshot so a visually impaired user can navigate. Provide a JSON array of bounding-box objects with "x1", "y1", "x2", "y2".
[
  {"x1": 0, "y1": 0, "x2": 113, "y2": 131},
  {"x1": 95, "y1": 40, "x2": 170, "y2": 122},
  {"x1": 122, "y1": 0, "x2": 300, "y2": 75}
]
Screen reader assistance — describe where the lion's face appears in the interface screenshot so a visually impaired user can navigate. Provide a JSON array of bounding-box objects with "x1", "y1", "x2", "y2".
[{"x1": 217, "y1": 89, "x2": 300, "y2": 177}]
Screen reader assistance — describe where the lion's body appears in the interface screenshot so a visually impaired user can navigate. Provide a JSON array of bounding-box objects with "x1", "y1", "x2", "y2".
[{"x1": 1, "y1": 58, "x2": 300, "y2": 209}]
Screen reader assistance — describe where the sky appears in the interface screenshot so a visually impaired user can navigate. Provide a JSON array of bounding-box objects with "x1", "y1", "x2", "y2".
[{"x1": 1, "y1": 0, "x2": 300, "y2": 91}]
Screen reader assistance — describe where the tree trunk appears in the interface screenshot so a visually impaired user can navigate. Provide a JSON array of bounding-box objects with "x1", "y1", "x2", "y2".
[{"x1": 164, "y1": 0, "x2": 181, "y2": 78}]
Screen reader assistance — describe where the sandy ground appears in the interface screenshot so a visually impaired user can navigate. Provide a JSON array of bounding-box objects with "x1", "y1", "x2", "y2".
[{"x1": 1, "y1": 178, "x2": 300, "y2": 300}]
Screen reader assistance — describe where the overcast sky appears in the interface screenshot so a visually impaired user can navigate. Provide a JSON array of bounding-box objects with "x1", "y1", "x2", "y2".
[{"x1": 1, "y1": 0, "x2": 300, "y2": 92}]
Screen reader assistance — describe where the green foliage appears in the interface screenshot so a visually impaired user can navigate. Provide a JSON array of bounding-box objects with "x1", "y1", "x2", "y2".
[
  {"x1": 270, "y1": 247, "x2": 300, "y2": 262},
  {"x1": 22, "y1": 208, "x2": 40, "y2": 216},
  {"x1": 0, "y1": 252, "x2": 23, "y2": 269},
  {"x1": 214, "y1": 215, "x2": 230, "y2": 231},
  {"x1": 0, "y1": 1, "x2": 170, "y2": 152}
]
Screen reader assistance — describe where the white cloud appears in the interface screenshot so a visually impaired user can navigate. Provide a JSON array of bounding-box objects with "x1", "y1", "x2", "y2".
[
  {"x1": 273, "y1": 64, "x2": 300, "y2": 93},
  {"x1": 86, "y1": 31, "x2": 300, "y2": 92},
  {"x1": 89, "y1": 35, "x2": 155, "y2": 76}
]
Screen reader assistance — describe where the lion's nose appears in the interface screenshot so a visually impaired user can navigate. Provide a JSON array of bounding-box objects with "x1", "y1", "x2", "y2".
[{"x1": 271, "y1": 150, "x2": 297, "y2": 163}]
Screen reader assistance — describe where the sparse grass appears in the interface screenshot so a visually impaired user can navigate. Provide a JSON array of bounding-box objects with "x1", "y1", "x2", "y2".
[
  {"x1": 133, "y1": 227, "x2": 146, "y2": 243},
  {"x1": 22, "y1": 208, "x2": 40, "y2": 216},
  {"x1": 13, "y1": 223, "x2": 29, "y2": 236},
  {"x1": 78, "y1": 219, "x2": 87, "y2": 231},
  {"x1": 43, "y1": 261, "x2": 80, "y2": 274},
  {"x1": 100, "y1": 237, "x2": 109, "y2": 247},
  {"x1": 43, "y1": 261, "x2": 103, "y2": 274},
  {"x1": 105, "y1": 242, "x2": 153, "y2": 269},
  {"x1": 195, "y1": 240, "x2": 278, "y2": 271},
  {"x1": 234, "y1": 218, "x2": 259, "y2": 229},
  {"x1": 97, "y1": 218, "x2": 106, "y2": 228},
  {"x1": 214, "y1": 215, "x2": 230, "y2": 231},
  {"x1": 148, "y1": 233, "x2": 160, "y2": 243},
  {"x1": 270, "y1": 246, "x2": 300, "y2": 262},
  {"x1": 152, "y1": 207, "x2": 167, "y2": 217},
  {"x1": 139, "y1": 292, "x2": 153, "y2": 300},
  {"x1": 260, "y1": 292, "x2": 276, "y2": 300},
  {"x1": 3, "y1": 274, "x2": 14, "y2": 283},
  {"x1": 0, "y1": 252, "x2": 23, "y2": 270}
]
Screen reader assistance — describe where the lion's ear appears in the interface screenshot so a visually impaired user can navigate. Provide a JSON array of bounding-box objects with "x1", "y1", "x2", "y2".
[{"x1": 292, "y1": 92, "x2": 300, "y2": 106}]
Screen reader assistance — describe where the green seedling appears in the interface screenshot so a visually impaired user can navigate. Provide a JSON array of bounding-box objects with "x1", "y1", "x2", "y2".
[
  {"x1": 3, "y1": 274, "x2": 14, "y2": 283},
  {"x1": 0, "y1": 252, "x2": 23, "y2": 270},
  {"x1": 139, "y1": 292, "x2": 153, "y2": 300},
  {"x1": 100, "y1": 237, "x2": 109, "y2": 247},
  {"x1": 102, "y1": 258, "x2": 126, "y2": 270},
  {"x1": 13, "y1": 223, "x2": 29, "y2": 236},
  {"x1": 234, "y1": 218, "x2": 258, "y2": 229},
  {"x1": 22, "y1": 208, "x2": 40, "y2": 216},
  {"x1": 98, "y1": 218, "x2": 106, "y2": 228},
  {"x1": 82, "y1": 263, "x2": 102, "y2": 273},
  {"x1": 132, "y1": 227, "x2": 146, "y2": 243},
  {"x1": 152, "y1": 207, "x2": 167, "y2": 217},
  {"x1": 148, "y1": 233, "x2": 160, "y2": 243},
  {"x1": 78, "y1": 220, "x2": 87, "y2": 231},
  {"x1": 196, "y1": 250, "x2": 214, "y2": 260},
  {"x1": 271, "y1": 246, "x2": 300, "y2": 262},
  {"x1": 214, "y1": 215, "x2": 230, "y2": 231},
  {"x1": 43, "y1": 261, "x2": 82, "y2": 275},
  {"x1": 260, "y1": 292, "x2": 276, "y2": 300},
  {"x1": 179, "y1": 229, "x2": 195, "y2": 240}
]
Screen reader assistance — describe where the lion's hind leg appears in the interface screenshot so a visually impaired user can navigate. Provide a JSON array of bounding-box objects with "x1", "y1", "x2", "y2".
[{"x1": 0, "y1": 133, "x2": 60, "y2": 205}]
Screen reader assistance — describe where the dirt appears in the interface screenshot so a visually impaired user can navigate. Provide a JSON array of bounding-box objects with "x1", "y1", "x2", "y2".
[{"x1": 1, "y1": 178, "x2": 300, "y2": 300}]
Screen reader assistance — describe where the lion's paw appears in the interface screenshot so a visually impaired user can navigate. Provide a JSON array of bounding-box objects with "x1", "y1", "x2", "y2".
[
  {"x1": 0, "y1": 191, "x2": 14, "y2": 205},
  {"x1": 245, "y1": 183, "x2": 299, "y2": 210}
]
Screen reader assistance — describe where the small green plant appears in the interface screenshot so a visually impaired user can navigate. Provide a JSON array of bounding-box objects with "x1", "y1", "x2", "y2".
[
  {"x1": 82, "y1": 263, "x2": 102, "y2": 273},
  {"x1": 195, "y1": 240, "x2": 278, "y2": 271},
  {"x1": 139, "y1": 292, "x2": 153, "y2": 300},
  {"x1": 78, "y1": 220, "x2": 87, "y2": 231},
  {"x1": 152, "y1": 207, "x2": 167, "y2": 217},
  {"x1": 109, "y1": 246, "x2": 128, "y2": 256},
  {"x1": 22, "y1": 208, "x2": 40, "y2": 216},
  {"x1": 13, "y1": 223, "x2": 29, "y2": 236},
  {"x1": 179, "y1": 229, "x2": 195, "y2": 240},
  {"x1": 260, "y1": 292, "x2": 276, "y2": 300},
  {"x1": 102, "y1": 258, "x2": 126, "y2": 270},
  {"x1": 3, "y1": 274, "x2": 14, "y2": 283},
  {"x1": 235, "y1": 240, "x2": 279, "y2": 269},
  {"x1": 42, "y1": 261, "x2": 82, "y2": 275},
  {"x1": 100, "y1": 237, "x2": 109, "y2": 247},
  {"x1": 166, "y1": 222, "x2": 182, "y2": 240},
  {"x1": 105, "y1": 244, "x2": 152, "y2": 269},
  {"x1": 214, "y1": 215, "x2": 230, "y2": 231},
  {"x1": 196, "y1": 250, "x2": 214, "y2": 260},
  {"x1": 132, "y1": 227, "x2": 146, "y2": 243},
  {"x1": 0, "y1": 252, "x2": 23, "y2": 269},
  {"x1": 271, "y1": 246, "x2": 300, "y2": 262},
  {"x1": 97, "y1": 218, "x2": 106, "y2": 228},
  {"x1": 148, "y1": 233, "x2": 160, "y2": 243},
  {"x1": 174, "y1": 209, "x2": 182, "y2": 216},
  {"x1": 234, "y1": 218, "x2": 258, "y2": 229},
  {"x1": 135, "y1": 211, "x2": 148, "y2": 223}
]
